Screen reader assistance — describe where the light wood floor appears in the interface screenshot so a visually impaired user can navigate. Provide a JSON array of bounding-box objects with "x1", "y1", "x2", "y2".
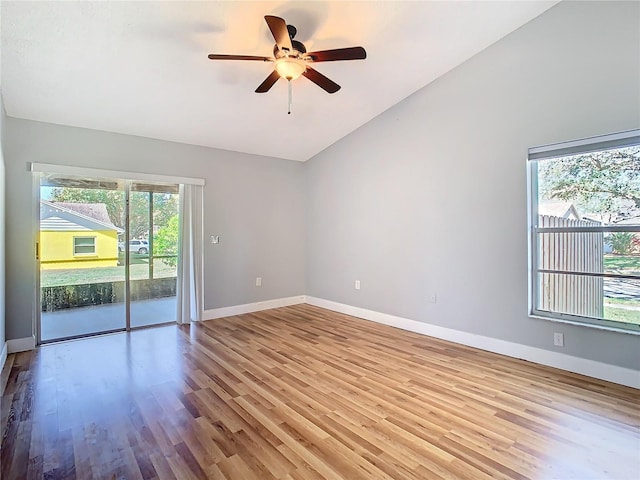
[{"x1": 1, "y1": 304, "x2": 639, "y2": 479}]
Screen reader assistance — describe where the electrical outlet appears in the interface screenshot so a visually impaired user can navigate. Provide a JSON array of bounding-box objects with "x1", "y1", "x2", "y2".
[
  {"x1": 355, "y1": 280, "x2": 361, "y2": 290},
  {"x1": 256, "y1": 277, "x2": 262, "y2": 287},
  {"x1": 429, "y1": 293, "x2": 437, "y2": 304},
  {"x1": 553, "y1": 332, "x2": 564, "y2": 347}
]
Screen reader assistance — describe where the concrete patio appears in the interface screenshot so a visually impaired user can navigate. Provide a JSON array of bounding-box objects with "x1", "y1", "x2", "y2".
[{"x1": 41, "y1": 296, "x2": 177, "y2": 342}]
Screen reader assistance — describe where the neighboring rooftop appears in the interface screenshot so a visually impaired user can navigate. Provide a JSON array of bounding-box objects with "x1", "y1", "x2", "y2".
[
  {"x1": 41, "y1": 201, "x2": 123, "y2": 232},
  {"x1": 52, "y1": 202, "x2": 116, "y2": 227},
  {"x1": 538, "y1": 200, "x2": 580, "y2": 220}
]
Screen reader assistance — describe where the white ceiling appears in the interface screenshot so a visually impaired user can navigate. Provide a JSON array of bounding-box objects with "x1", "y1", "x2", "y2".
[{"x1": 1, "y1": 1, "x2": 557, "y2": 161}]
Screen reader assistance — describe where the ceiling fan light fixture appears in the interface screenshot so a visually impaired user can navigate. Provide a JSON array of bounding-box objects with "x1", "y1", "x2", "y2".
[{"x1": 274, "y1": 57, "x2": 306, "y2": 80}]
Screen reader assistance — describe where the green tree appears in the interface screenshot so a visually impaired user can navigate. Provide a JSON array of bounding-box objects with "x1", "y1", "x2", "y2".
[
  {"x1": 154, "y1": 215, "x2": 179, "y2": 267},
  {"x1": 153, "y1": 194, "x2": 179, "y2": 232},
  {"x1": 129, "y1": 192, "x2": 151, "y2": 239},
  {"x1": 538, "y1": 146, "x2": 640, "y2": 223},
  {"x1": 607, "y1": 232, "x2": 634, "y2": 254}
]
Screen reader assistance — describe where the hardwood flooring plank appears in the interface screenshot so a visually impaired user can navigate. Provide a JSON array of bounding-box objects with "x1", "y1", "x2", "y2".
[
  {"x1": 148, "y1": 453, "x2": 177, "y2": 480},
  {"x1": 1, "y1": 304, "x2": 638, "y2": 479}
]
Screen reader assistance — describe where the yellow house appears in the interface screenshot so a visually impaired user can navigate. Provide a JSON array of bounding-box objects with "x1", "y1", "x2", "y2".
[{"x1": 40, "y1": 201, "x2": 123, "y2": 270}]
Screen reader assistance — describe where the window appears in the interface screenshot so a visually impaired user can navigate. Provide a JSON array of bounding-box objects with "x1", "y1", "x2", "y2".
[
  {"x1": 528, "y1": 130, "x2": 640, "y2": 332},
  {"x1": 73, "y1": 236, "x2": 96, "y2": 255}
]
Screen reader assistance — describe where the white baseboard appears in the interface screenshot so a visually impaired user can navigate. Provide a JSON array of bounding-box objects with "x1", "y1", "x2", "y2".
[
  {"x1": 7, "y1": 336, "x2": 36, "y2": 354},
  {"x1": 0, "y1": 342, "x2": 7, "y2": 372},
  {"x1": 305, "y1": 296, "x2": 640, "y2": 389},
  {"x1": 203, "y1": 295, "x2": 306, "y2": 321}
]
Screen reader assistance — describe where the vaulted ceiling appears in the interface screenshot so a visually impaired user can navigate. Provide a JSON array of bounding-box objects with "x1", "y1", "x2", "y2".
[{"x1": 1, "y1": 1, "x2": 557, "y2": 161}]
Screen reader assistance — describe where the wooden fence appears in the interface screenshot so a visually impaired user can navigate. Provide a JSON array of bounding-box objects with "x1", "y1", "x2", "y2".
[{"x1": 538, "y1": 215, "x2": 604, "y2": 318}]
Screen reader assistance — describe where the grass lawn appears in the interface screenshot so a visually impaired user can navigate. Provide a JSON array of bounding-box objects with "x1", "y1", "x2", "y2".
[
  {"x1": 42, "y1": 256, "x2": 176, "y2": 287},
  {"x1": 605, "y1": 297, "x2": 640, "y2": 306},
  {"x1": 604, "y1": 254, "x2": 640, "y2": 325},
  {"x1": 604, "y1": 305, "x2": 640, "y2": 325},
  {"x1": 603, "y1": 254, "x2": 640, "y2": 324},
  {"x1": 604, "y1": 254, "x2": 640, "y2": 275}
]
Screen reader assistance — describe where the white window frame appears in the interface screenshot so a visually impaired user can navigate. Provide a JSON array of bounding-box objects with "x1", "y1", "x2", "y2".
[
  {"x1": 528, "y1": 129, "x2": 640, "y2": 333},
  {"x1": 73, "y1": 236, "x2": 97, "y2": 256}
]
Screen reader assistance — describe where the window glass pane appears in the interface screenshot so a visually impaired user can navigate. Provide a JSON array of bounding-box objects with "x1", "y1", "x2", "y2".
[
  {"x1": 129, "y1": 191, "x2": 150, "y2": 245},
  {"x1": 537, "y1": 145, "x2": 640, "y2": 227},
  {"x1": 536, "y1": 273, "x2": 640, "y2": 327},
  {"x1": 531, "y1": 139, "x2": 640, "y2": 330},
  {"x1": 152, "y1": 191, "x2": 179, "y2": 278},
  {"x1": 129, "y1": 187, "x2": 179, "y2": 328},
  {"x1": 74, "y1": 237, "x2": 95, "y2": 255},
  {"x1": 536, "y1": 232, "x2": 640, "y2": 275},
  {"x1": 74, "y1": 237, "x2": 94, "y2": 246},
  {"x1": 40, "y1": 179, "x2": 126, "y2": 342},
  {"x1": 537, "y1": 230, "x2": 604, "y2": 275},
  {"x1": 605, "y1": 251, "x2": 640, "y2": 276}
]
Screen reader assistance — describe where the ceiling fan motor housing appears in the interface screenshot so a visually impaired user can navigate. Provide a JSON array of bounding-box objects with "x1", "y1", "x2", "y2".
[
  {"x1": 273, "y1": 40, "x2": 307, "y2": 58},
  {"x1": 291, "y1": 40, "x2": 306, "y2": 54}
]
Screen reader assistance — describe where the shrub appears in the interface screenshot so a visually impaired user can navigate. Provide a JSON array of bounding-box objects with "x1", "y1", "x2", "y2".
[
  {"x1": 154, "y1": 215, "x2": 179, "y2": 267},
  {"x1": 607, "y1": 232, "x2": 634, "y2": 254}
]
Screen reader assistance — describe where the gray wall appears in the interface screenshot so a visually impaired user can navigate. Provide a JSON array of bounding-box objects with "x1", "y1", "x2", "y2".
[
  {"x1": 305, "y1": 1, "x2": 640, "y2": 369},
  {"x1": 4, "y1": 119, "x2": 306, "y2": 340},
  {"x1": 0, "y1": 94, "x2": 6, "y2": 351},
  {"x1": 3, "y1": 1, "x2": 639, "y2": 372}
]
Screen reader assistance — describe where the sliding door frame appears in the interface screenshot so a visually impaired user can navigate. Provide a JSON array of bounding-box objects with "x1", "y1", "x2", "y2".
[
  {"x1": 32, "y1": 163, "x2": 204, "y2": 345},
  {"x1": 124, "y1": 181, "x2": 131, "y2": 331}
]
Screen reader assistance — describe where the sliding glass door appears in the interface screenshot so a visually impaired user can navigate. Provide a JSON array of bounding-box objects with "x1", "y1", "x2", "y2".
[
  {"x1": 39, "y1": 175, "x2": 127, "y2": 341},
  {"x1": 38, "y1": 174, "x2": 180, "y2": 343},
  {"x1": 128, "y1": 183, "x2": 179, "y2": 328}
]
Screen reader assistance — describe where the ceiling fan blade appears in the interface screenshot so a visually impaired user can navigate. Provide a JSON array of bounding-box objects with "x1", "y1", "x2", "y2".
[
  {"x1": 208, "y1": 54, "x2": 271, "y2": 61},
  {"x1": 302, "y1": 67, "x2": 341, "y2": 94},
  {"x1": 306, "y1": 47, "x2": 367, "y2": 62},
  {"x1": 255, "y1": 70, "x2": 281, "y2": 93},
  {"x1": 265, "y1": 15, "x2": 293, "y2": 52}
]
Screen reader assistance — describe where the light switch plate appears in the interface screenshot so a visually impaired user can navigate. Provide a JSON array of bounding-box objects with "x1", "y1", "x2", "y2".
[{"x1": 211, "y1": 235, "x2": 220, "y2": 244}]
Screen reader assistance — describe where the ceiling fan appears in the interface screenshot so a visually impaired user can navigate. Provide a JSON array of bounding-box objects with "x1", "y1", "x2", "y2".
[{"x1": 208, "y1": 15, "x2": 366, "y2": 112}]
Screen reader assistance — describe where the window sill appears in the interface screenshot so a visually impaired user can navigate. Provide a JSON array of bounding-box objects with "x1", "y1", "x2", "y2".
[{"x1": 529, "y1": 314, "x2": 640, "y2": 336}]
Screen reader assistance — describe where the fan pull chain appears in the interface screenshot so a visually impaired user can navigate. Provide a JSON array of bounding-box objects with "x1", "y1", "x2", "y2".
[{"x1": 288, "y1": 80, "x2": 292, "y2": 115}]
